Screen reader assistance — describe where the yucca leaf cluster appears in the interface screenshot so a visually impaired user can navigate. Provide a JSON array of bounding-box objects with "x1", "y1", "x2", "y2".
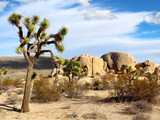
[
  {"x1": 8, "y1": 13, "x2": 22, "y2": 25},
  {"x1": 63, "y1": 60, "x2": 88, "y2": 82}
]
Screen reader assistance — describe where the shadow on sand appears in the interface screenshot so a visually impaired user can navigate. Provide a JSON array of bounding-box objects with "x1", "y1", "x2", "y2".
[{"x1": 0, "y1": 104, "x2": 20, "y2": 112}]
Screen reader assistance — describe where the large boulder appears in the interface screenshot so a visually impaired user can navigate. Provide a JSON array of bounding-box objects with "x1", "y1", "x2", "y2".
[
  {"x1": 72, "y1": 54, "x2": 107, "y2": 75},
  {"x1": 136, "y1": 60, "x2": 158, "y2": 74},
  {"x1": 101, "y1": 52, "x2": 136, "y2": 72}
]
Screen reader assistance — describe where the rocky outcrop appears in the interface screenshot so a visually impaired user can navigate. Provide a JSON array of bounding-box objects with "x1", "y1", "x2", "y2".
[
  {"x1": 101, "y1": 52, "x2": 136, "y2": 72},
  {"x1": 72, "y1": 54, "x2": 107, "y2": 75},
  {"x1": 136, "y1": 60, "x2": 158, "y2": 74}
]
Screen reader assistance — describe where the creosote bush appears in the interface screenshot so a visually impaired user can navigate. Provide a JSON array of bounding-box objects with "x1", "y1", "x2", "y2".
[
  {"x1": 62, "y1": 78, "x2": 87, "y2": 98},
  {"x1": 62, "y1": 60, "x2": 88, "y2": 98},
  {"x1": 2, "y1": 78, "x2": 23, "y2": 86},
  {"x1": 111, "y1": 71, "x2": 160, "y2": 102},
  {"x1": 32, "y1": 76, "x2": 62, "y2": 102},
  {"x1": 90, "y1": 73, "x2": 117, "y2": 90}
]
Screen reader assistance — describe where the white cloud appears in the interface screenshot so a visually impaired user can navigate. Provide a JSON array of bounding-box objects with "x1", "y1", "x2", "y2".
[
  {"x1": 144, "y1": 12, "x2": 160, "y2": 24},
  {"x1": 13, "y1": 0, "x2": 48, "y2": 2},
  {"x1": 0, "y1": 1, "x2": 8, "y2": 12},
  {"x1": 0, "y1": 0, "x2": 159, "y2": 64},
  {"x1": 77, "y1": 0, "x2": 91, "y2": 6},
  {"x1": 85, "y1": 10, "x2": 116, "y2": 20}
]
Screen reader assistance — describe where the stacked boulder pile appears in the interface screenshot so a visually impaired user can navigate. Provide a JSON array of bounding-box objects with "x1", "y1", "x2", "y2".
[{"x1": 72, "y1": 52, "x2": 159, "y2": 76}]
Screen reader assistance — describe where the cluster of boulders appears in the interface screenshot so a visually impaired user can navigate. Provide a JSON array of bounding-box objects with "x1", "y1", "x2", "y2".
[{"x1": 72, "y1": 52, "x2": 159, "y2": 76}]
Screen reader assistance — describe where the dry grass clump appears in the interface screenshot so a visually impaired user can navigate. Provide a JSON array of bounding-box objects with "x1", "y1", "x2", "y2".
[
  {"x1": 31, "y1": 76, "x2": 62, "y2": 103},
  {"x1": 123, "y1": 101, "x2": 152, "y2": 115},
  {"x1": 6, "y1": 95, "x2": 22, "y2": 105},
  {"x1": 62, "y1": 78, "x2": 87, "y2": 98},
  {"x1": 65, "y1": 111, "x2": 78, "y2": 119},
  {"x1": 132, "y1": 114, "x2": 150, "y2": 120},
  {"x1": 2, "y1": 78, "x2": 23, "y2": 86},
  {"x1": 82, "y1": 112, "x2": 107, "y2": 120},
  {"x1": 133, "y1": 101, "x2": 153, "y2": 112},
  {"x1": 0, "y1": 86, "x2": 9, "y2": 94}
]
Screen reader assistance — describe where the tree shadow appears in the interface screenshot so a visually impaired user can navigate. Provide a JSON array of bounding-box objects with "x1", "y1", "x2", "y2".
[{"x1": 0, "y1": 104, "x2": 20, "y2": 112}]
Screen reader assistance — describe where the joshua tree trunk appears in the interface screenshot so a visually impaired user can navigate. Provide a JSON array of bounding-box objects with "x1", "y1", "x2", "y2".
[{"x1": 21, "y1": 63, "x2": 33, "y2": 112}]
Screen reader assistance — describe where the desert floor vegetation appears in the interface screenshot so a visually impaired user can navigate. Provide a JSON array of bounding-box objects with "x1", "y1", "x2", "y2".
[{"x1": 0, "y1": 69, "x2": 160, "y2": 120}]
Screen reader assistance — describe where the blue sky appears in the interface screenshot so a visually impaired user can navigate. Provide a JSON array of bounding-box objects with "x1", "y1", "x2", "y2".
[{"x1": 0, "y1": 0, "x2": 160, "y2": 64}]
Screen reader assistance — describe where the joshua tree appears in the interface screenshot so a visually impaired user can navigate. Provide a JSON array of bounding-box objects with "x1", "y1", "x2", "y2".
[
  {"x1": 0, "y1": 67, "x2": 8, "y2": 86},
  {"x1": 51, "y1": 56, "x2": 69, "y2": 77},
  {"x1": 8, "y1": 13, "x2": 68, "y2": 112},
  {"x1": 62, "y1": 60, "x2": 88, "y2": 98},
  {"x1": 63, "y1": 60, "x2": 88, "y2": 83}
]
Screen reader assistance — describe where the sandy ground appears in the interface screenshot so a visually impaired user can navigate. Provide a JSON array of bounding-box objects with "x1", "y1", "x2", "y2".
[
  {"x1": 0, "y1": 87, "x2": 160, "y2": 120},
  {"x1": 0, "y1": 66, "x2": 159, "y2": 120}
]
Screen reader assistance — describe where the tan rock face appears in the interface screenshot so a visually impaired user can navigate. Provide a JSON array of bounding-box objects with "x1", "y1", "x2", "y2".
[
  {"x1": 92, "y1": 57, "x2": 107, "y2": 75},
  {"x1": 136, "y1": 60, "x2": 158, "y2": 74},
  {"x1": 72, "y1": 54, "x2": 107, "y2": 75},
  {"x1": 101, "y1": 52, "x2": 136, "y2": 72}
]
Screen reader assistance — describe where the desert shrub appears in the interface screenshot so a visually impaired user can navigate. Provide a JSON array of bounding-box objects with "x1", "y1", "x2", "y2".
[
  {"x1": 6, "y1": 95, "x2": 22, "y2": 104},
  {"x1": 62, "y1": 78, "x2": 87, "y2": 98},
  {"x1": 62, "y1": 60, "x2": 88, "y2": 98},
  {"x1": 132, "y1": 114, "x2": 150, "y2": 120},
  {"x1": 123, "y1": 101, "x2": 152, "y2": 115},
  {"x1": 66, "y1": 111, "x2": 78, "y2": 119},
  {"x1": 123, "y1": 106, "x2": 139, "y2": 115},
  {"x1": 2, "y1": 78, "x2": 23, "y2": 86},
  {"x1": 101, "y1": 73, "x2": 117, "y2": 89},
  {"x1": 111, "y1": 73, "x2": 160, "y2": 102},
  {"x1": 31, "y1": 76, "x2": 62, "y2": 102},
  {"x1": 90, "y1": 73, "x2": 116, "y2": 90},
  {"x1": 82, "y1": 112, "x2": 107, "y2": 120},
  {"x1": 91, "y1": 79, "x2": 102, "y2": 90},
  {"x1": 90, "y1": 75, "x2": 94, "y2": 78},
  {"x1": 133, "y1": 101, "x2": 153, "y2": 112}
]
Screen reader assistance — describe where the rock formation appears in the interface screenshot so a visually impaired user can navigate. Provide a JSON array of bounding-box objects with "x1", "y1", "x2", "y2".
[
  {"x1": 136, "y1": 60, "x2": 158, "y2": 74},
  {"x1": 72, "y1": 54, "x2": 107, "y2": 75},
  {"x1": 101, "y1": 52, "x2": 136, "y2": 73}
]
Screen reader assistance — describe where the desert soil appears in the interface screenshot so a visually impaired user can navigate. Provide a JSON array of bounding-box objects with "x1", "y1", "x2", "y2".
[{"x1": 0, "y1": 86, "x2": 160, "y2": 120}]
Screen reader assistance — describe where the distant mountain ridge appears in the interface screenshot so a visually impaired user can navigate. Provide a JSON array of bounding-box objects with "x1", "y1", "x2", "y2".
[{"x1": 0, "y1": 56, "x2": 53, "y2": 69}]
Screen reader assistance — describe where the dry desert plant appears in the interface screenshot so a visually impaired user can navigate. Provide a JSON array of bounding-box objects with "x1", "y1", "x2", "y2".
[
  {"x1": 132, "y1": 114, "x2": 150, "y2": 120},
  {"x1": 111, "y1": 71, "x2": 160, "y2": 102},
  {"x1": 123, "y1": 101, "x2": 152, "y2": 115},
  {"x1": 6, "y1": 95, "x2": 22, "y2": 105},
  {"x1": 62, "y1": 78, "x2": 87, "y2": 98},
  {"x1": 2, "y1": 78, "x2": 23, "y2": 86},
  {"x1": 82, "y1": 112, "x2": 107, "y2": 120},
  {"x1": 31, "y1": 76, "x2": 62, "y2": 103}
]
